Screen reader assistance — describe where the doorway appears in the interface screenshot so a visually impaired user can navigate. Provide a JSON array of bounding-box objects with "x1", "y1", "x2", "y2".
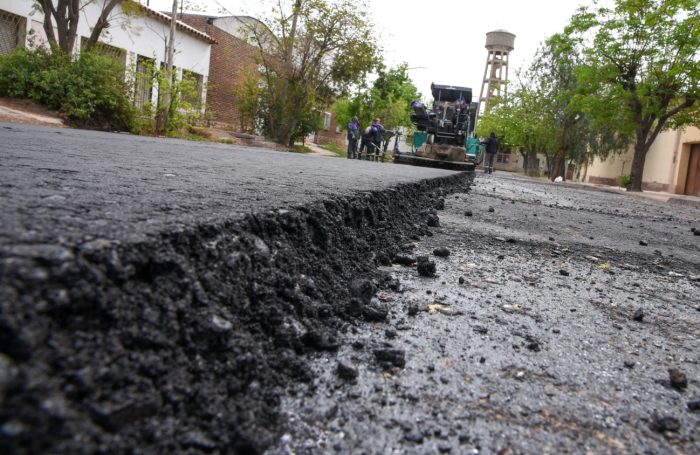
[{"x1": 685, "y1": 144, "x2": 700, "y2": 196}]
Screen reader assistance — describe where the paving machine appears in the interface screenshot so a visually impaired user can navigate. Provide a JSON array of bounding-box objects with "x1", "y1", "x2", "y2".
[{"x1": 394, "y1": 83, "x2": 483, "y2": 172}]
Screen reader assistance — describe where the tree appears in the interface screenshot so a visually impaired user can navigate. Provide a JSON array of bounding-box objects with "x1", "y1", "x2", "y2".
[
  {"x1": 34, "y1": 0, "x2": 123, "y2": 54},
  {"x1": 155, "y1": 0, "x2": 178, "y2": 133},
  {"x1": 531, "y1": 33, "x2": 630, "y2": 181},
  {"x1": 242, "y1": 0, "x2": 380, "y2": 146},
  {"x1": 335, "y1": 63, "x2": 421, "y2": 132},
  {"x1": 476, "y1": 86, "x2": 557, "y2": 177},
  {"x1": 566, "y1": 0, "x2": 700, "y2": 191}
]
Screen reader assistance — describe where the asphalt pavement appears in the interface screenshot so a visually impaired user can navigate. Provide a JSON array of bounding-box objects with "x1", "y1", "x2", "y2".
[
  {"x1": 0, "y1": 122, "x2": 456, "y2": 247},
  {"x1": 271, "y1": 171, "x2": 700, "y2": 455},
  {"x1": 2, "y1": 123, "x2": 699, "y2": 454},
  {"x1": 0, "y1": 122, "x2": 468, "y2": 454}
]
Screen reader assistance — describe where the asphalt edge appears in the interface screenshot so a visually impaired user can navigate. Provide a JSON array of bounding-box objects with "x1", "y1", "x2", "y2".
[{"x1": 0, "y1": 172, "x2": 471, "y2": 453}]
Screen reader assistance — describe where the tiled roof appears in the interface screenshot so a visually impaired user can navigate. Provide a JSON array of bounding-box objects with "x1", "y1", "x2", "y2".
[{"x1": 137, "y1": 4, "x2": 217, "y2": 44}]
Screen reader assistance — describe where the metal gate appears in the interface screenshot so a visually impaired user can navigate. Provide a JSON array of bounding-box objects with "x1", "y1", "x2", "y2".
[{"x1": 0, "y1": 10, "x2": 25, "y2": 55}]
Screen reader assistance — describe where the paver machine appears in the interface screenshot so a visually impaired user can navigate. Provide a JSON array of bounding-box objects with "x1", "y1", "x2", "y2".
[{"x1": 394, "y1": 83, "x2": 483, "y2": 172}]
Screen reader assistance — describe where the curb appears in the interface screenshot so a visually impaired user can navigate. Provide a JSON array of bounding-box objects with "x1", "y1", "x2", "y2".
[{"x1": 560, "y1": 181, "x2": 700, "y2": 208}]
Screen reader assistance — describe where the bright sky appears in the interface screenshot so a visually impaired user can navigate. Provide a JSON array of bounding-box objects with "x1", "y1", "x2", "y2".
[{"x1": 147, "y1": 0, "x2": 589, "y2": 101}]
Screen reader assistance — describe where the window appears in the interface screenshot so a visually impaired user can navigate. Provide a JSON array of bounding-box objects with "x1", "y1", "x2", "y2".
[
  {"x1": 181, "y1": 70, "x2": 204, "y2": 109},
  {"x1": 323, "y1": 112, "x2": 331, "y2": 130},
  {"x1": 80, "y1": 37, "x2": 126, "y2": 65},
  {"x1": 134, "y1": 55, "x2": 155, "y2": 111},
  {"x1": 0, "y1": 10, "x2": 26, "y2": 55},
  {"x1": 497, "y1": 150, "x2": 511, "y2": 164}
]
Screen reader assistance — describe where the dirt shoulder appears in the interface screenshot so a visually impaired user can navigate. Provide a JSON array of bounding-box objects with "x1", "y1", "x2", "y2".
[{"x1": 0, "y1": 98, "x2": 65, "y2": 127}]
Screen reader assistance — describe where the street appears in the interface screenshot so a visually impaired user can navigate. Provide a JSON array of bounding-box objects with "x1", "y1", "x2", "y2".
[
  {"x1": 270, "y1": 173, "x2": 700, "y2": 454},
  {"x1": 0, "y1": 124, "x2": 698, "y2": 454}
]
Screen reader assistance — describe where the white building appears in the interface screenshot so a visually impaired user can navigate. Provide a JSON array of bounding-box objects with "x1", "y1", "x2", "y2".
[{"x1": 0, "y1": 0, "x2": 214, "y2": 112}]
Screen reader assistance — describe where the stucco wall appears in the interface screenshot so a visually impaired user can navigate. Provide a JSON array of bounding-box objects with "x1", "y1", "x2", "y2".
[
  {"x1": 642, "y1": 129, "x2": 680, "y2": 191},
  {"x1": 585, "y1": 150, "x2": 634, "y2": 184},
  {"x1": 582, "y1": 126, "x2": 700, "y2": 193}
]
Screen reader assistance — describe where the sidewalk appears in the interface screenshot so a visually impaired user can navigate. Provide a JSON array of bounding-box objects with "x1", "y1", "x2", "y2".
[
  {"x1": 304, "y1": 142, "x2": 337, "y2": 157},
  {"x1": 560, "y1": 179, "x2": 700, "y2": 208}
]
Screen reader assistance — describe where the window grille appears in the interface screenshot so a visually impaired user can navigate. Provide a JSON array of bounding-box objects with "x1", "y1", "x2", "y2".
[
  {"x1": 134, "y1": 55, "x2": 155, "y2": 110},
  {"x1": 80, "y1": 36, "x2": 126, "y2": 64},
  {"x1": 181, "y1": 70, "x2": 204, "y2": 109},
  {"x1": 0, "y1": 10, "x2": 25, "y2": 55}
]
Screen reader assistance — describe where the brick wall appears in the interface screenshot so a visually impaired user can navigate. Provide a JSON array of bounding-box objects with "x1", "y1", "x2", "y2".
[
  {"x1": 588, "y1": 176, "x2": 619, "y2": 187},
  {"x1": 180, "y1": 15, "x2": 258, "y2": 131},
  {"x1": 314, "y1": 112, "x2": 346, "y2": 148}
]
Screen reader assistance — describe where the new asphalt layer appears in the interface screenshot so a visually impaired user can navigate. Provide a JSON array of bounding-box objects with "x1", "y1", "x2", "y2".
[
  {"x1": 0, "y1": 123, "x2": 470, "y2": 454},
  {"x1": 0, "y1": 123, "x2": 457, "y2": 246}
]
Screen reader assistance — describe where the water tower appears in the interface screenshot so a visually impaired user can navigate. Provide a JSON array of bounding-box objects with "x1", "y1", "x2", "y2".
[{"x1": 479, "y1": 30, "x2": 516, "y2": 114}]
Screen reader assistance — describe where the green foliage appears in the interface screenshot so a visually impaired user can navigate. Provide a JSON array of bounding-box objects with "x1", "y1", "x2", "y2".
[
  {"x1": 231, "y1": 65, "x2": 263, "y2": 133},
  {"x1": 619, "y1": 174, "x2": 632, "y2": 189},
  {"x1": 290, "y1": 144, "x2": 313, "y2": 153},
  {"x1": 162, "y1": 70, "x2": 207, "y2": 136},
  {"x1": 565, "y1": 0, "x2": 700, "y2": 190},
  {"x1": 0, "y1": 47, "x2": 136, "y2": 131},
  {"x1": 475, "y1": 17, "x2": 663, "y2": 181},
  {"x1": 335, "y1": 63, "x2": 421, "y2": 132},
  {"x1": 242, "y1": 0, "x2": 381, "y2": 145},
  {"x1": 131, "y1": 59, "x2": 207, "y2": 137},
  {"x1": 322, "y1": 143, "x2": 346, "y2": 157}
]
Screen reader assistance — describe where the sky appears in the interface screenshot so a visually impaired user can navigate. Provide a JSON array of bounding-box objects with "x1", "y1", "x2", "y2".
[{"x1": 147, "y1": 0, "x2": 590, "y2": 102}]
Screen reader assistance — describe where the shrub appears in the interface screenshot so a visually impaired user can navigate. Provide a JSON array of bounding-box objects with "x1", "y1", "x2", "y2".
[
  {"x1": 0, "y1": 48, "x2": 137, "y2": 131},
  {"x1": 619, "y1": 174, "x2": 631, "y2": 189}
]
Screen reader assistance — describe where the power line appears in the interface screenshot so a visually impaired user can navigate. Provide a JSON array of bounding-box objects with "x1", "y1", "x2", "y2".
[{"x1": 209, "y1": 0, "x2": 249, "y2": 16}]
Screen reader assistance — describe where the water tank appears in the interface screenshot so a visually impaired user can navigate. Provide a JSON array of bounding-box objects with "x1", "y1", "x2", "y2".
[{"x1": 485, "y1": 30, "x2": 516, "y2": 52}]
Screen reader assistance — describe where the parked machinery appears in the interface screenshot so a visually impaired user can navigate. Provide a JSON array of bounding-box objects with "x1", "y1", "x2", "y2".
[{"x1": 394, "y1": 83, "x2": 482, "y2": 171}]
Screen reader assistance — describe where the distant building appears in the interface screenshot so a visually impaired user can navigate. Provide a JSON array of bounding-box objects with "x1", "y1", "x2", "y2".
[
  {"x1": 576, "y1": 127, "x2": 700, "y2": 195},
  {"x1": 313, "y1": 109, "x2": 345, "y2": 149}
]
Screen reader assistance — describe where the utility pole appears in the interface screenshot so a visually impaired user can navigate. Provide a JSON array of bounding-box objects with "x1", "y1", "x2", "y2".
[
  {"x1": 286, "y1": 0, "x2": 302, "y2": 64},
  {"x1": 158, "y1": 0, "x2": 179, "y2": 133}
]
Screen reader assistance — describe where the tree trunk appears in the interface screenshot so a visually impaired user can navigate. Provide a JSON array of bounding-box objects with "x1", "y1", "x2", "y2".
[
  {"x1": 38, "y1": 0, "x2": 59, "y2": 50},
  {"x1": 551, "y1": 150, "x2": 566, "y2": 181},
  {"x1": 628, "y1": 139, "x2": 648, "y2": 192},
  {"x1": 83, "y1": 0, "x2": 121, "y2": 51},
  {"x1": 525, "y1": 149, "x2": 539, "y2": 176},
  {"x1": 157, "y1": 0, "x2": 179, "y2": 133},
  {"x1": 36, "y1": 0, "x2": 79, "y2": 53},
  {"x1": 63, "y1": 0, "x2": 79, "y2": 53},
  {"x1": 545, "y1": 154, "x2": 554, "y2": 177},
  {"x1": 274, "y1": 0, "x2": 302, "y2": 146}
]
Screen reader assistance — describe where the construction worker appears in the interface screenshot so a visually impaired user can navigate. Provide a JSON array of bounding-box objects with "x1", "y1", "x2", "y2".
[
  {"x1": 485, "y1": 132, "x2": 499, "y2": 174},
  {"x1": 370, "y1": 118, "x2": 385, "y2": 160},
  {"x1": 347, "y1": 116, "x2": 360, "y2": 159}
]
